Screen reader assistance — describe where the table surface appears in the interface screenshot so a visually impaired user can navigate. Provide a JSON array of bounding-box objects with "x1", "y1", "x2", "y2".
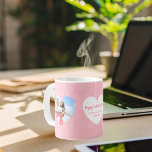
[{"x1": 0, "y1": 68, "x2": 152, "y2": 152}]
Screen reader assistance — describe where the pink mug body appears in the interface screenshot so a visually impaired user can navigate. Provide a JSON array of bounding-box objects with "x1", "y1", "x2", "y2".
[{"x1": 54, "y1": 77, "x2": 103, "y2": 140}]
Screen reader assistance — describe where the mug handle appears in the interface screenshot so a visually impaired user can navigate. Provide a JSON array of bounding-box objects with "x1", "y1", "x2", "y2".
[{"x1": 43, "y1": 83, "x2": 55, "y2": 126}]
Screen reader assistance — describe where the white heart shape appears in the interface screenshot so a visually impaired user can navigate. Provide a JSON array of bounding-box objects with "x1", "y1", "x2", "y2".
[{"x1": 83, "y1": 95, "x2": 103, "y2": 124}]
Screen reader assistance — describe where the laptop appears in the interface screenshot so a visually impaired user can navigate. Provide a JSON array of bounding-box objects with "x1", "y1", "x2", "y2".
[{"x1": 103, "y1": 21, "x2": 152, "y2": 119}]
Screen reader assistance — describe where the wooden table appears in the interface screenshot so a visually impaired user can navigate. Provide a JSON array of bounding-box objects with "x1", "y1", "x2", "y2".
[{"x1": 0, "y1": 68, "x2": 152, "y2": 152}]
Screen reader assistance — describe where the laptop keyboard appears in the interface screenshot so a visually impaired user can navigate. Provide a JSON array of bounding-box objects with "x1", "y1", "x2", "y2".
[{"x1": 104, "y1": 89, "x2": 152, "y2": 109}]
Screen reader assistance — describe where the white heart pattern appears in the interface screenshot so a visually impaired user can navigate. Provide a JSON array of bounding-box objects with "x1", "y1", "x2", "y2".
[{"x1": 83, "y1": 95, "x2": 103, "y2": 124}]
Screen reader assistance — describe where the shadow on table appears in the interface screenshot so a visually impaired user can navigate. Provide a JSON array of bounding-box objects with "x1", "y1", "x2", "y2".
[
  {"x1": 1, "y1": 111, "x2": 77, "y2": 152},
  {"x1": 0, "y1": 110, "x2": 68, "y2": 152},
  {"x1": 0, "y1": 110, "x2": 55, "y2": 137},
  {"x1": 17, "y1": 109, "x2": 55, "y2": 136},
  {"x1": 2, "y1": 135, "x2": 76, "y2": 152},
  {"x1": 0, "y1": 91, "x2": 43, "y2": 111}
]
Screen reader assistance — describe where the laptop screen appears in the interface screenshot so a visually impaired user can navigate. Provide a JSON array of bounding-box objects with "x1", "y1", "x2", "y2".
[{"x1": 112, "y1": 21, "x2": 152, "y2": 99}]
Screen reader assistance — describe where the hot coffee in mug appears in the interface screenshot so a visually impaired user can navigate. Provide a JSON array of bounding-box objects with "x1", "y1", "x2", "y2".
[{"x1": 43, "y1": 77, "x2": 103, "y2": 140}]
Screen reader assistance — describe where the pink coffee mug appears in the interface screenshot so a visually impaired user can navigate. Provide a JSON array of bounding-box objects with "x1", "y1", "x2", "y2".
[{"x1": 43, "y1": 77, "x2": 103, "y2": 140}]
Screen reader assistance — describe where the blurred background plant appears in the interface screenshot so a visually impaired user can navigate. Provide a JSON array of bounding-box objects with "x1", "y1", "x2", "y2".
[
  {"x1": 9, "y1": 0, "x2": 90, "y2": 68},
  {"x1": 66, "y1": 0, "x2": 152, "y2": 57}
]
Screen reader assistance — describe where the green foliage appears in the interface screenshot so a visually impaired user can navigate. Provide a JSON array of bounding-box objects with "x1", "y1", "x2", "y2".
[
  {"x1": 100, "y1": 143, "x2": 125, "y2": 152},
  {"x1": 65, "y1": 0, "x2": 95, "y2": 13},
  {"x1": 65, "y1": 0, "x2": 152, "y2": 56},
  {"x1": 100, "y1": 3, "x2": 126, "y2": 18},
  {"x1": 123, "y1": 0, "x2": 139, "y2": 6},
  {"x1": 66, "y1": 19, "x2": 102, "y2": 32}
]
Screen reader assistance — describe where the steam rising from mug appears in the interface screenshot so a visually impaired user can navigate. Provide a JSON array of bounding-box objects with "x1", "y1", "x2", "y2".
[{"x1": 76, "y1": 34, "x2": 95, "y2": 66}]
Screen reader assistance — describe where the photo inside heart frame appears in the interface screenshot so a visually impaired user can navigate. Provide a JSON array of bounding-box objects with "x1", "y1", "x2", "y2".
[{"x1": 55, "y1": 96, "x2": 76, "y2": 124}]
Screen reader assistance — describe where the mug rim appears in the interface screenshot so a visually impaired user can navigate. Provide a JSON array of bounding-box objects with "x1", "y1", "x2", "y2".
[{"x1": 55, "y1": 77, "x2": 103, "y2": 83}]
